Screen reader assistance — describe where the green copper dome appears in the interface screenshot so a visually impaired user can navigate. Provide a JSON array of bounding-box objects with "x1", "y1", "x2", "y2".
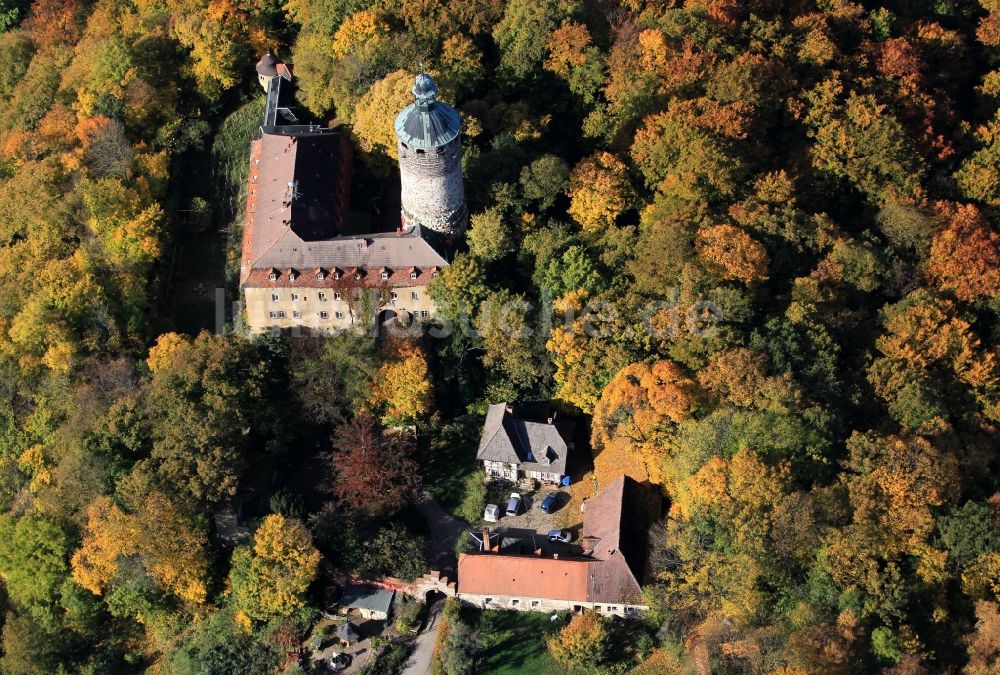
[{"x1": 394, "y1": 73, "x2": 461, "y2": 150}]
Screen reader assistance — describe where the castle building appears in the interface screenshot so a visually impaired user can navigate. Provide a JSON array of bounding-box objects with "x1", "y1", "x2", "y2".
[
  {"x1": 394, "y1": 73, "x2": 467, "y2": 237},
  {"x1": 240, "y1": 59, "x2": 458, "y2": 334}
]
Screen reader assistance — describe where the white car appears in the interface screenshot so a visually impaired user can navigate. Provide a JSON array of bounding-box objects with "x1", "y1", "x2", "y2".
[{"x1": 483, "y1": 504, "x2": 500, "y2": 522}]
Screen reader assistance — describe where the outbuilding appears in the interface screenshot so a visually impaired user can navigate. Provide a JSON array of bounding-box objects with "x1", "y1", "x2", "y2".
[{"x1": 339, "y1": 584, "x2": 395, "y2": 621}]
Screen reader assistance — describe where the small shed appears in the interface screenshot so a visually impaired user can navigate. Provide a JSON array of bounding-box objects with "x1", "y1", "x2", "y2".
[
  {"x1": 336, "y1": 621, "x2": 360, "y2": 646},
  {"x1": 339, "y1": 584, "x2": 395, "y2": 621}
]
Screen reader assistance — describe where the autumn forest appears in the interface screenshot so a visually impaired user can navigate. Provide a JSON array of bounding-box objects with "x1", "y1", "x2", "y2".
[{"x1": 0, "y1": 0, "x2": 999, "y2": 672}]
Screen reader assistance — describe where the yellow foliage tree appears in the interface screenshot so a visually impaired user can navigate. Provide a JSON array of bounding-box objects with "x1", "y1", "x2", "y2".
[
  {"x1": 71, "y1": 492, "x2": 210, "y2": 607},
  {"x1": 231, "y1": 514, "x2": 321, "y2": 624},
  {"x1": 146, "y1": 331, "x2": 190, "y2": 373},
  {"x1": 368, "y1": 341, "x2": 433, "y2": 424},
  {"x1": 567, "y1": 151, "x2": 634, "y2": 231},
  {"x1": 547, "y1": 611, "x2": 608, "y2": 671},
  {"x1": 332, "y1": 10, "x2": 388, "y2": 58},
  {"x1": 546, "y1": 290, "x2": 633, "y2": 414},
  {"x1": 352, "y1": 69, "x2": 415, "y2": 175}
]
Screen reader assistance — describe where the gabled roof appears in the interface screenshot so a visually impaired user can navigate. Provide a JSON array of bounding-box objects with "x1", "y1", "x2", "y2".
[
  {"x1": 581, "y1": 477, "x2": 651, "y2": 604},
  {"x1": 340, "y1": 584, "x2": 394, "y2": 615},
  {"x1": 457, "y1": 554, "x2": 589, "y2": 602},
  {"x1": 476, "y1": 403, "x2": 570, "y2": 475}
]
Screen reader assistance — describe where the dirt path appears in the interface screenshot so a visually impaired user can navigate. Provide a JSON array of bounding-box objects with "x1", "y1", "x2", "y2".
[{"x1": 415, "y1": 490, "x2": 466, "y2": 574}]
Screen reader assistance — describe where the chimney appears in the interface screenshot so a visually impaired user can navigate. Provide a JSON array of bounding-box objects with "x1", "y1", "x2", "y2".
[
  {"x1": 548, "y1": 411, "x2": 556, "y2": 424},
  {"x1": 553, "y1": 554, "x2": 559, "y2": 560},
  {"x1": 505, "y1": 404, "x2": 514, "y2": 415},
  {"x1": 534, "y1": 547, "x2": 542, "y2": 556},
  {"x1": 481, "y1": 527, "x2": 492, "y2": 553}
]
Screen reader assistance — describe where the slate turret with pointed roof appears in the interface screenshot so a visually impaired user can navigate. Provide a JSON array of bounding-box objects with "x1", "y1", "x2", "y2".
[{"x1": 394, "y1": 72, "x2": 467, "y2": 237}]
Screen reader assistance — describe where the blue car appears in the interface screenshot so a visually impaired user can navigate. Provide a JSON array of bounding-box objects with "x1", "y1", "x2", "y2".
[{"x1": 540, "y1": 494, "x2": 557, "y2": 514}]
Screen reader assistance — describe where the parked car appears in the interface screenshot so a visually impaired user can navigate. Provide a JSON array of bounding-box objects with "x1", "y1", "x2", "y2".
[
  {"x1": 540, "y1": 493, "x2": 558, "y2": 514},
  {"x1": 483, "y1": 503, "x2": 499, "y2": 522},
  {"x1": 548, "y1": 529, "x2": 571, "y2": 543},
  {"x1": 329, "y1": 652, "x2": 352, "y2": 671},
  {"x1": 506, "y1": 492, "x2": 523, "y2": 516}
]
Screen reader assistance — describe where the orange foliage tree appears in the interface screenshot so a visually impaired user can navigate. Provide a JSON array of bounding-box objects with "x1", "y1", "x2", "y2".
[
  {"x1": 591, "y1": 359, "x2": 697, "y2": 488},
  {"x1": 925, "y1": 202, "x2": 1000, "y2": 302},
  {"x1": 695, "y1": 224, "x2": 770, "y2": 283}
]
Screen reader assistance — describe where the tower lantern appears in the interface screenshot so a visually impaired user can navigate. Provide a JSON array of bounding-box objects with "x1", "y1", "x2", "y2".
[
  {"x1": 255, "y1": 53, "x2": 279, "y2": 91},
  {"x1": 393, "y1": 72, "x2": 467, "y2": 237}
]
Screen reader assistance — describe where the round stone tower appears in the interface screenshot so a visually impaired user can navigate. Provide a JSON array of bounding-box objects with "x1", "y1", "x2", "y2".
[{"x1": 394, "y1": 73, "x2": 467, "y2": 237}]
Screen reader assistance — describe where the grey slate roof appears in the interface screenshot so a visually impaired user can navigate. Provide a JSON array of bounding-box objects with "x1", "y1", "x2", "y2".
[
  {"x1": 253, "y1": 228, "x2": 448, "y2": 272},
  {"x1": 394, "y1": 73, "x2": 461, "y2": 150},
  {"x1": 256, "y1": 52, "x2": 278, "y2": 77},
  {"x1": 476, "y1": 403, "x2": 569, "y2": 476},
  {"x1": 336, "y1": 621, "x2": 360, "y2": 643},
  {"x1": 340, "y1": 585, "x2": 394, "y2": 615}
]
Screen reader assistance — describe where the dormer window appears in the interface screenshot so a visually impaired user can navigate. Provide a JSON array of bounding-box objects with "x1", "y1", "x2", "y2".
[
  {"x1": 332, "y1": 268, "x2": 341, "y2": 280},
  {"x1": 380, "y1": 269, "x2": 390, "y2": 281},
  {"x1": 431, "y1": 266, "x2": 440, "y2": 278},
  {"x1": 409, "y1": 267, "x2": 418, "y2": 280},
  {"x1": 315, "y1": 268, "x2": 325, "y2": 280},
  {"x1": 287, "y1": 269, "x2": 297, "y2": 281},
  {"x1": 268, "y1": 271, "x2": 277, "y2": 281},
  {"x1": 353, "y1": 268, "x2": 363, "y2": 280}
]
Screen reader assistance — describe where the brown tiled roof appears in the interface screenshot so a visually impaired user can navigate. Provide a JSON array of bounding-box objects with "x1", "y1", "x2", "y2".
[
  {"x1": 240, "y1": 131, "x2": 448, "y2": 288},
  {"x1": 581, "y1": 476, "x2": 650, "y2": 603},
  {"x1": 457, "y1": 554, "x2": 589, "y2": 602}
]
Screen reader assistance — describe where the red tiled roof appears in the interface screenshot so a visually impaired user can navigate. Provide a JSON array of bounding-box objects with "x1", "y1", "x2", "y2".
[{"x1": 457, "y1": 554, "x2": 589, "y2": 602}]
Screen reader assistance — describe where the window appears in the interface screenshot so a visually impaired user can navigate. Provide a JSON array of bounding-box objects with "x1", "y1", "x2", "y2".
[
  {"x1": 531, "y1": 600, "x2": 539, "y2": 608},
  {"x1": 390, "y1": 291, "x2": 398, "y2": 300},
  {"x1": 268, "y1": 272, "x2": 277, "y2": 281},
  {"x1": 320, "y1": 311, "x2": 329, "y2": 319},
  {"x1": 333, "y1": 271, "x2": 341, "y2": 280},
  {"x1": 271, "y1": 293, "x2": 278, "y2": 302},
  {"x1": 292, "y1": 311, "x2": 301, "y2": 319},
  {"x1": 291, "y1": 293, "x2": 299, "y2": 301},
  {"x1": 288, "y1": 273, "x2": 296, "y2": 281},
  {"x1": 354, "y1": 272, "x2": 362, "y2": 280},
  {"x1": 381, "y1": 271, "x2": 390, "y2": 280},
  {"x1": 594, "y1": 606, "x2": 602, "y2": 612},
  {"x1": 410, "y1": 271, "x2": 418, "y2": 279},
  {"x1": 510, "y1": 599, "x2": 519, "y2": 607},
  {"x1": 318, "y1": 292, "x2": 326, "y2": 301},
  {"x1": 421, "y1": 310, "x2": 429, "y2": 318},
  {"x1": 609, "y1": 606, "x2": 618, "y2": 612},
  {"x1": 485, "y1": 598, "x2": 492, "y2": 604},
  {"x1": 268, "y1": 311, "x2": 286, "y2": 319},
  {"x1": 416, "y1": 148, "x2": 425, "y2": 155},
  {"x1": 334, "y1": 292, "x2": 342, "y2": 300},
  {"x1": 411, "y1": 291, "x2": 418, "y2": 300},
  {"x1": 624, "y1": 607, "x2": 635, "y2": 615},
  {"x1": 335, "y1": 311, "x2": 345, "y2": 319},
  {"x1": 316, "y1": 272, "x2": 325, "y2": 280}
]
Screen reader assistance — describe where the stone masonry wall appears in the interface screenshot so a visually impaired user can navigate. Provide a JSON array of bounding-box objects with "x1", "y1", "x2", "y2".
[{"x1": 398, "y1": 137, "x2": 466, "y2": 235}]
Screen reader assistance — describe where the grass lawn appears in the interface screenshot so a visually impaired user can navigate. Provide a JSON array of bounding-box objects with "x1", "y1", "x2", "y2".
[{"x1": 462, "y1": 608, "x2": 563, "y2": 675}]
